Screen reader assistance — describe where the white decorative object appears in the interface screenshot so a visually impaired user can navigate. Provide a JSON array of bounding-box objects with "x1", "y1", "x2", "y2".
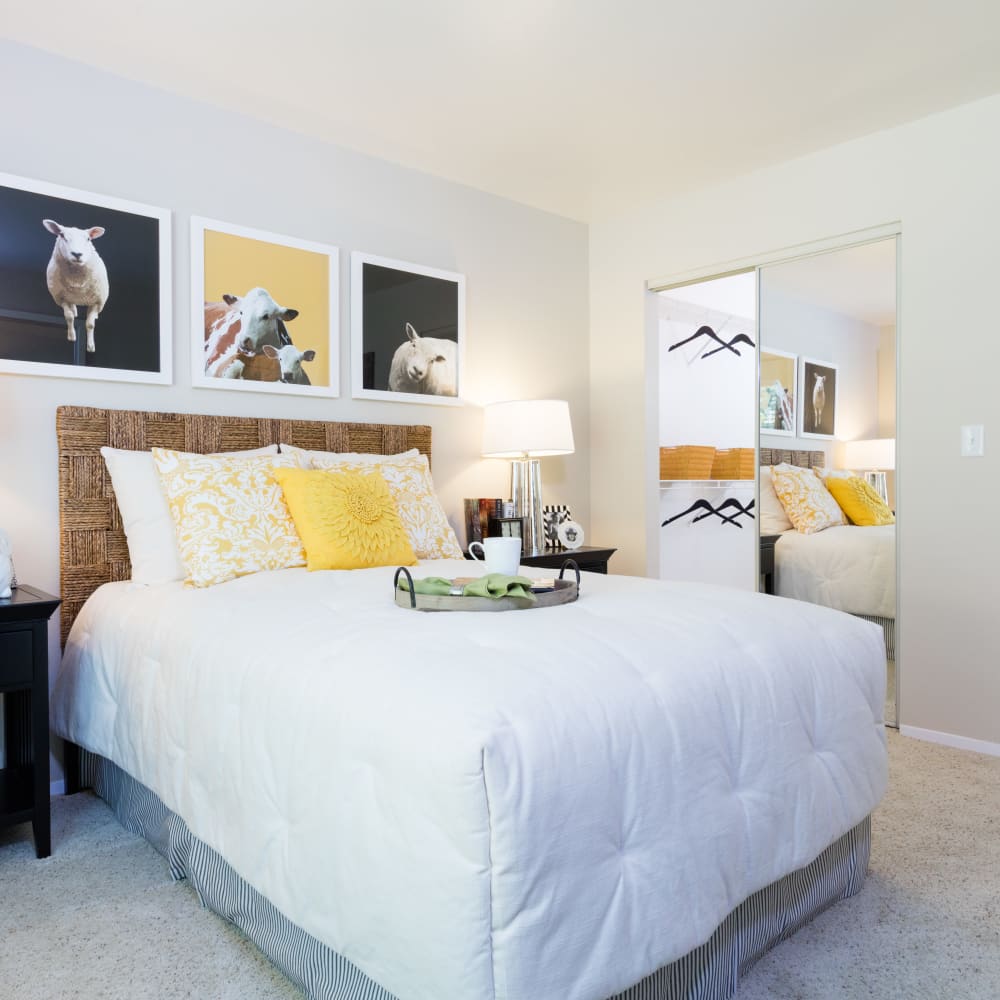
[
  {"x1": 0, "y1": 528, "x2": 15, "y2": 598},
  {"x1": 843, "y1": 438, "x2": 895, "y2": 505},
  {"x1": 557, "y1": 520, "x2": 585, "y2": 550},
  {"x1": 482, "y1": 400, "x2": 575, "y2": 557}
]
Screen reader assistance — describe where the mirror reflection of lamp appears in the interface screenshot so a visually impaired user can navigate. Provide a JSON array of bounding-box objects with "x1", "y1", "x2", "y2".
[
  {"x1": 843, "y1": 438, "x2": 895, "y2": 506},
  {"x1": 481, "y1": 400, "x2": 575, "y2": 557}
]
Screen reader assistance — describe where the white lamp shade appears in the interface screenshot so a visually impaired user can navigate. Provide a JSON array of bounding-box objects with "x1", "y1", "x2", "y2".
[
  {"x1": 843, "y1": 438, "x2": 895, "y2": 471},
  {"x1": 482, "y1": 400, "x2": 575, "y2": 458}
]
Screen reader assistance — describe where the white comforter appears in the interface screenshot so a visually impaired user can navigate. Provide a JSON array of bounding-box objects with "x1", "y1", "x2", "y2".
[
  {"x1": 775, "y1": 525, "x2": 896, "y2": 619},
  {"x1": 51, "y1": 562, "x2": 887, "y2": 1000}
]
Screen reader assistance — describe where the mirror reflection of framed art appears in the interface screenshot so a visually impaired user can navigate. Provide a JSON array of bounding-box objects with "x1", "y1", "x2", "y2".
[{"x1": 759, "y1": 347, "x2": 797, "y2": 437}]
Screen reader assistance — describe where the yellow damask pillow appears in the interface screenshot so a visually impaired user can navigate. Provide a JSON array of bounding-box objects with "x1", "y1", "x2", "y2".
[
  {"x1": 271, "y1": 468, "x2": 416, "y2": 570},
  {"x1": 309, "y1": 452, "x2": 463, "y2": 559},
  {"x1": 153, "y1": 449, "x2": 305, "y2": 587},
  {"x1": 825, "y1": 476, "x2": 895, "y2": 526},
  {"x1": 770, "y1": 463, "x2": 845, "y2": 534}
]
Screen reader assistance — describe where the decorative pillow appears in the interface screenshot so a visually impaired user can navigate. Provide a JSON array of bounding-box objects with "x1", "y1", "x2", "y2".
[
  {"x1": 812, "y1": 466, "x2": 856, "y2": 481},
  {"x1": 101, "y1": 444, "x2": 279, "y2": 585},
  {"x1": 310, "y1": 452, "x2": 463, "y2": 559},
  {"x1": 770, "y1": 463, "x2": 845, "y2": 535},
  {"x1": 824, "y1": 476, "x2": 895, "y2": 526},
  {"x1": 153, "y1": 449, "x2": 304, "y2": 587},
  {"x1": 279, "y1": 443, "x2": 419, "y2": 469},
  {"x1": 759, "y1": 467, "x2": 793, "y2": 535},
  {"x1": 271, "y1": 468, "x2": 416, "y2": 570}
]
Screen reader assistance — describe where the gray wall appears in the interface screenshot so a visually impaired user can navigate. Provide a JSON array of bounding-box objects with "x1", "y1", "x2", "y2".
[{"x1": 0, "y1": 42, "x2": 590, "y2": 786}]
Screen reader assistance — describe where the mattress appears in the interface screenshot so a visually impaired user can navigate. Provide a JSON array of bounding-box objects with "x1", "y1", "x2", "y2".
[
  {"x1": 774, "y1": 524, "x2": 896, "y2": 619},
  {"x1": 51, "y1": 561, "x2": 888, "y2": 1000}
]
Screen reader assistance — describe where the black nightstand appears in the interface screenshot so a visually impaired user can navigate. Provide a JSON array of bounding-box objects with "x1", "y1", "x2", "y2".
[
  {"x1": 520, "y1": 546, "x2": 617, "y2": 575},
  {"x1": 760, "y1": 535, "x2": 780, "y2": 595},
  {"x1": 0, "y1": 585, "x2": 60, "y2": 858}
]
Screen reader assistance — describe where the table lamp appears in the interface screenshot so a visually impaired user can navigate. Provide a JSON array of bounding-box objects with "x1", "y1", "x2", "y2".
[
  {"x1": 843, "y1": 438, "x2": 895, "y2": 506},
  {"x1": 482, "y1": 400, "x2": 575, "y2": 556}
]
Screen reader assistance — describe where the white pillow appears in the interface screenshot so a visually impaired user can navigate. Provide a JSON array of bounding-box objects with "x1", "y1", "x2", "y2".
[
  {"x1": 759, "y1": 466, "x2": 793, "y2": 535},
  {"x1": 101, "y1": 444, "x2": 278, "y2": 585},
  {"x1": 279, "y1": 443, "x2": 419, "y2": 469}
]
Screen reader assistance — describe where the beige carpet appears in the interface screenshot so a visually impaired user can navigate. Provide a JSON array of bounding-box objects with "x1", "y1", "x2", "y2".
[{"x1": 1, "y1": 731, "x2": 998, "y2": 999}]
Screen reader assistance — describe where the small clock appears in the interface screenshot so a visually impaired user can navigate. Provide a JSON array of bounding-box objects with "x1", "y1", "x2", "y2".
[{"x1": 557, "y1": 520, "x2": 584, "y2": 550}]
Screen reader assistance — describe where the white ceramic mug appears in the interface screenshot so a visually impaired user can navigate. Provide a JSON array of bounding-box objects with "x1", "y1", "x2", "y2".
[{"x1": 468, "y1": 536, "x2": 522, "y2": 576}]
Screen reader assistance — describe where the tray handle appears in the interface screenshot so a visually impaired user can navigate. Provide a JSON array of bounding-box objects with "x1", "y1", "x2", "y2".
[
  {"x1": 559, "y1": 558, "x2": 581, "y2": 589},
  {"x1": 394, "y1": 566, "x2": 417, "y2": 608}
]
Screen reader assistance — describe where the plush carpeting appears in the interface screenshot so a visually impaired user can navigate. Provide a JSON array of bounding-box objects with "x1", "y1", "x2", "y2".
[{"x1": 1, "y1": 731, "x2": 998, "y2": 999}]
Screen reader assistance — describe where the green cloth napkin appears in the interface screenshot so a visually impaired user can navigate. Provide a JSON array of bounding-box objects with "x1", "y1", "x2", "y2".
[
  {"x1": 462, "y1": 573, "x2": 537, "y2": 601},
  {"x1": 397, "y1": 573, "x2": 537, "y2": 601}
]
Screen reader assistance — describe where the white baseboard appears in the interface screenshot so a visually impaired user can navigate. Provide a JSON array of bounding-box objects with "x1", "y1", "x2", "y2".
[
  {"x1": 50, "y1": 779, "x2": 65, "y2": 797},
  {"x1": 900, "y1": 725, "x2": 1000, "y2": 758}
]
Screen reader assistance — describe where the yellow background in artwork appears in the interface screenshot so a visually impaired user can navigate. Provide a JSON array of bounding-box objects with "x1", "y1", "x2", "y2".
[{"x1": 204, "y1": 229, "x2": 330, "y2": 386}]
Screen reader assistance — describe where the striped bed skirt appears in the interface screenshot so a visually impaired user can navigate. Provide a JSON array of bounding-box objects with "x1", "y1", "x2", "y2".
[
  {"x1": 82, "y1": 751, "x2": 871, "y2": 1000},
  {"x1": 852, "y1": 614, "x2": 896, "y2": 661}
]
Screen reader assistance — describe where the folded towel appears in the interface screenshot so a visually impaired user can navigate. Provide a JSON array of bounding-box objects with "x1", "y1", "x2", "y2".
[{"x1": 397, "y1": 573, "x2": 537, "y2": 602}]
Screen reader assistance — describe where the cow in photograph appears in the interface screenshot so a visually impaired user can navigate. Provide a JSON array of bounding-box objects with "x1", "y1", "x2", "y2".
[
  {"x1": 204, "y1": 287, "x2": 299, "y2": 380},
  {"x1": 387, "y1": 322, "x2": 457, "y2": 396},
  {"x1": 42, "y1": 219, "x2": 109, "y2": 353},
  {"x1": 812, "y1": 373, "x2": 826, "y2": 431}
]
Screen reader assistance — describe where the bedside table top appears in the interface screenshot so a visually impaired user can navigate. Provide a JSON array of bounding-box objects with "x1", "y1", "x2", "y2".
[{"x1": 0, "y1": 585, "x2": 61, "y2": 623}]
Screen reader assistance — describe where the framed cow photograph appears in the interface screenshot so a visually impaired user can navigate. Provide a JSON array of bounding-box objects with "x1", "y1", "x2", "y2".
[
  {"x1": 0, "y1": 171, "x2": 171, "y2": 384},
  {"x1": 798, "y1": 357, "x2": 838, "y2": 439},
  {"x1": 191, "y1": 217, "x2": 339, "y2": 397},
  {"x1": 351, "y1": 251, "x2": 464, "y2": 406}
]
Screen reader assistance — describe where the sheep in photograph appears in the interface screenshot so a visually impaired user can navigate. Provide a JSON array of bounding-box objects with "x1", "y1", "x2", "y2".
[
  {"x1": 204, "y1": 288, "x2": 298, "y2": 378},
  {"x1": 43, "y1": 219, "x2": 109, "y2": 353},
  {"x1": 812, "y1": 373, "x2": 826, "y2": 431},
  {"x1": 387, "y1": 322, "x2": 457, "y2": 396}
]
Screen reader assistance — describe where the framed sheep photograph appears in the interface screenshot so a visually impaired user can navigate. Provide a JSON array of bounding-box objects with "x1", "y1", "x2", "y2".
[
  {"x1": 760, "y1": 347, "x2": 797, "y2": 437},
  {"x1": 798, "y1": 357, "x2": 838, "y2": 439},
  {"x1": 351, "y1": 251, "x2": 464, "y2": 406},
  {"x1": 191, "y1": 217, "x2": 340, "y2": 397},
  {"x1": 0, "y1": 171, "x2": 171, "y2": 384}
]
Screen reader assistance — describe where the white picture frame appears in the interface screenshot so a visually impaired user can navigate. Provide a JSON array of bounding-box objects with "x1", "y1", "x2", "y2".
[
  {"x1": 759, "y1": 347, "x2": 797, "y2": 438},
  {"x1": 0, "y1": 171, "x2": 171, "y2": 385},
  {"x1": 798, "y1": 356, "x2": 838, "y2": 439},
  {"x1": 191, "y1": 216, "x2": 340, "y2": 398},
  {"x1": 351, "y1": 251, "x2": 464, "y2": 406}
]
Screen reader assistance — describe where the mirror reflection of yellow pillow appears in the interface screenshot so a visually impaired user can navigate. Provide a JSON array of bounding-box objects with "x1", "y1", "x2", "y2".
[
  {"x1": 271, "y1": 467, "x2": 417, "y2": 570},
  {"x1": 824, "y1": 476, "x2": 895, "y2": 526}
]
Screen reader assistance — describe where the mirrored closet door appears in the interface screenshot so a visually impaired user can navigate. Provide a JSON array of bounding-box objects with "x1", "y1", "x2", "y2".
[{"x1": 653, "y1": 237, "x2": 899, "y2": 727}]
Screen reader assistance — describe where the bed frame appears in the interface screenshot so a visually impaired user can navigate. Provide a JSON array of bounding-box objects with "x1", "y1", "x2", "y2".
[
  {"x1": 56, "y1": 405, "x2": 430, "y2": 647},
  {"x1": 56, "y1": 407, "x2": 872, "y2": 1000}
]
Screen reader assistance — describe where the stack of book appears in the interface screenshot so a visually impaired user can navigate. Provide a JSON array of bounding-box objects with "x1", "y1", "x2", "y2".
[{"x1": 464, "y1": 498, "x2": 503, "y2": 545}]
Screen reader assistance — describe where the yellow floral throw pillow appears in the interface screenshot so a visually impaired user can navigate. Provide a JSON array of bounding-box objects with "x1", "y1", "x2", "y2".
[
  {"x1": 271, "y1": 468, "x2": 416, "y2": 570},
  {"x1": 153, "y1": 449, "x2": 305, "y2": 587},
  {"x1": 309, "y1": 452, "x2": 462, "y2": 560},
  {"x1": 770, "y1": 463, "x2": 845, "y2": 534},
  {"x1": 825, "y1": 476, "x2": 895, "y2": 526}
]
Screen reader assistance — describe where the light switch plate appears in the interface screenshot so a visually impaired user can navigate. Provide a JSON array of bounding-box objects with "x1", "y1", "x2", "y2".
[{"x1": 961, "y1": 425, "x2": 985, "y2": 457}]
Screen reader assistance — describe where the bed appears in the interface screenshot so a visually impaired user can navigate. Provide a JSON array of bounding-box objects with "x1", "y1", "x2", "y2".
[
  {"x1": 51, "y1": 407, "x2": 888, "y2": 1000},
  {"x1": 761, "y1": 448, "x2": 896, "y2": 657}
]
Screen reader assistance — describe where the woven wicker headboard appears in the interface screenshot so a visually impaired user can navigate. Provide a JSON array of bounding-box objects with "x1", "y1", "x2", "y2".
[
  {"x1": 56, "y1": 406, "x2": 431, "y2": 645},
  {"x1": 759, "y1": 448, "x2": 825, "y2": 469}
]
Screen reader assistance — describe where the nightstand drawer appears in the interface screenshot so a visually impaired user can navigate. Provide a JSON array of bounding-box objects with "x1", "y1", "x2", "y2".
[{"x1": 0, "y1": 630, "x2": 33, "y2": 689}]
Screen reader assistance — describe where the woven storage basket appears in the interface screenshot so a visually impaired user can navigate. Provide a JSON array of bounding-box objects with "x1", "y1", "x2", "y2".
[
  {"x1": 711, "y1": 448, "x2": 755, "y2": 480},
  {"x1": 660, "y1": 445, "x2": 716, "y2": 480}
]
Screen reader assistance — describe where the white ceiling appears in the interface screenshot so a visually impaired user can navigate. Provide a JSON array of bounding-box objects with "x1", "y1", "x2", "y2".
[{"x1": 5, "y1": 2, "x2": 1000, "y2": 221}]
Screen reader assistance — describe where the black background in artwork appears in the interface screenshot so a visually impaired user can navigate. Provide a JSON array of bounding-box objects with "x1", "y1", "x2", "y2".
[
  {"x1": 362, "y1": 263, "x2": 458, "y2": 391},
  {"x1": 0, "y1": 184, "x2": 162, "y2": 372},
  {"x1": 802, "y1": 362, "x2": 837, "y2": 436}
]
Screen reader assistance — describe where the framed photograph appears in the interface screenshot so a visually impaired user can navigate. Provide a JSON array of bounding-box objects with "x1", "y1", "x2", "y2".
[
  {"x1": 543, "y1": 505, "x2": 572, "y2": 550},
  {"x1": 0, "y1": 172, "x2": 171, "y2": 384},
  {"x1": 351, "y1": 251, "x2": 464, "y2": 405},
  {"x1": 191, "y1": 217, "x2": 339, "y2": 397},
  {"x1": 759, "y1": 347, "x2": 797, "y2": 437},
  {"x1": 799, "y1": 357, "x2": 838, "y2": 438}
]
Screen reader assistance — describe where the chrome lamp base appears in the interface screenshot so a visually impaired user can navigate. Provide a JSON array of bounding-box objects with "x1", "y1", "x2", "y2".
[
  {"x1": 862, "y1": 470, "x2": 889, "y2": 506},
  {"x1": 511, "y1": 459, "x2": 544, "y2": 557}
]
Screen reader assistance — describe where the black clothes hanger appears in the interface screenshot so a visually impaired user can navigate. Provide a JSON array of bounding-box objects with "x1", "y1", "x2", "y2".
[
  {"x1": 667, "y1": 325, "x2": 756, "y2": 359},
  {"x1": 661, "y1": 497, "x2": 756, "y2": 528}
]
